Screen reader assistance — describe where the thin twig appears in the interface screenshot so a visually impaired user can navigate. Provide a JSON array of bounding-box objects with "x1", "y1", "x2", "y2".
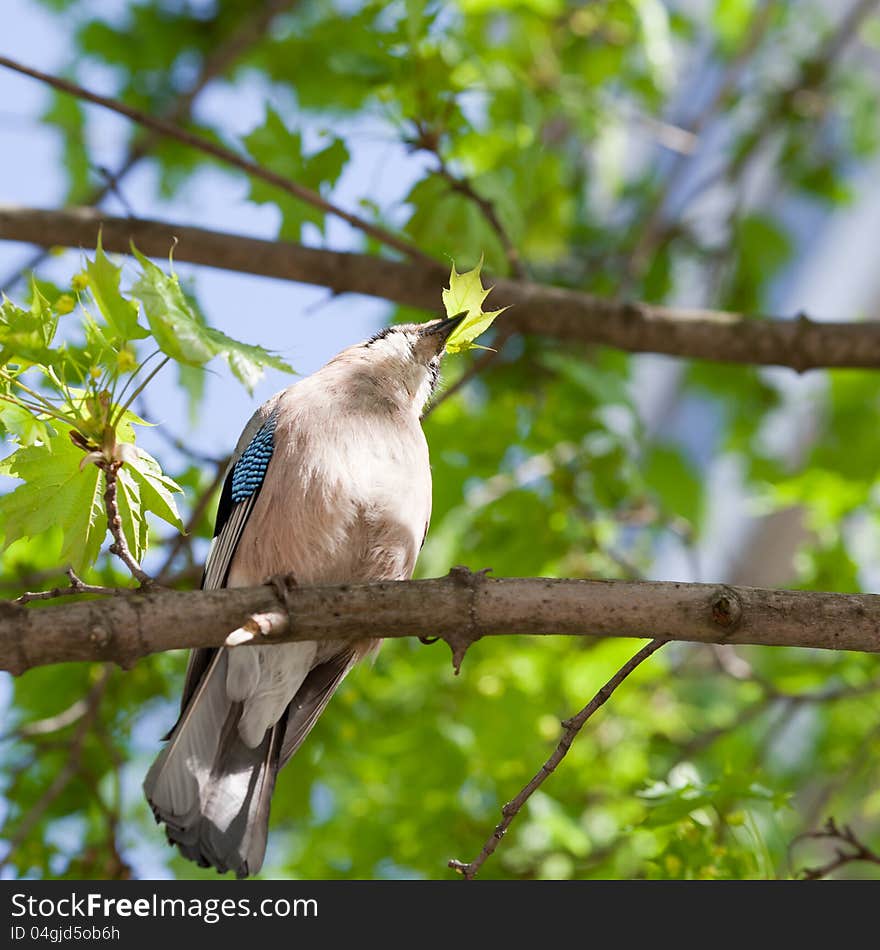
[
  {"x1": 822, "y1": 0, "x2": 880, "y2": 64},
  {"x1": 622, "y1": 0, "x2": 776, "y2": 285},
  {"x1": 96, "y1": 165, "x2": 136, "y2": 217},
  {"x1": 99, "y1": 462, "x2": 153, "y2": 587},
  {"x1": 89, "y1": 721, "x2": 131, "y2": 879},
  {"x1": 12, "y1": 567, "x2": 130, "y2": 605},
  {"x1": 0, "y1": 683, "x2": 91, "y2": 743},
  {"x1": 0, "y1": 54, "x2": 432, "y2": 264},
  {"x1": 622, "y1": 0, "x2": 878, "y2": 289},
  {"x1": 436, "y1": 163, "x2": 526, "y2": 279},
  {"x1": 681, "y1": 656, "x2": 880, "y2": 757},
  {"x1": 681, "y1": 698, "x2": 771, "y2": 757},
  {"x1": 448, "y1": 637, "x2": 666, "y2": 879},
  {"x1": 166, "y1": 0, "x2": 301, "y2": 125},
  {"x1": 726, "y1": 0, "x2": 880, "y2": 187},
  {"x1": 135, "y1": 395, "x2": 226, "y2": 466},
  {"x1": 407, "y1": 117, "x2": 525, "y2": 277},
  {"x1": 799, "y1": 718, "x2": 880, "y2": 838},
  {"x1": 794, "y1": 817, "x2": 880, "y2": 880}
]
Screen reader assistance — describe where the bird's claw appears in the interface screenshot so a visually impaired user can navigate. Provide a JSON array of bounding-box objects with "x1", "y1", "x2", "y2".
[{"x1": 266, "y1": 572, "x2": 298, "y2": 608}]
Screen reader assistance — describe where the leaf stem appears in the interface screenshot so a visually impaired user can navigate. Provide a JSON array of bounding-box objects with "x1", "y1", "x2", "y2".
[
  {"x1": 1, "y1": 371, "x2": 63, "y2": 413},
  {"x1": 0, "y1": 389, "x2": 75, "y2": 428},
  {"x1": 112, "y1": 355, "x2": 169, "y2": 428},
  {"x1": 112, "y1": 347, "x2": 161, "y2": 410}
]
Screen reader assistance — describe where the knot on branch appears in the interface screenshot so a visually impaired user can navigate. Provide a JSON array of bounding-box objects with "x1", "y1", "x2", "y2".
[
  {"x1": 266, "y1": 572, "x2": 299, "y2": 612},
  {"x1": 224, "y1": 573, "x2": 297, "y2": 648},
  {"x1": 444, "y1": 566, "x2": 491, "y2": 675},
  {"x1": 89, "y1": 624, "x2": 111, "y2": 649},
  {"x1": 710, "y1": 586, "x2": 743, "y2": 634},
  {"x1": 447, "y1": 857, "x2": 477, "y2": 880},
  {"x1": 791, "y1": 310, "x2": 817, "y2": 375}
]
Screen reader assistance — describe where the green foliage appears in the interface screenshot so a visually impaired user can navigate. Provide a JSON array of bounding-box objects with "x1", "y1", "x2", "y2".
[
  {"x1": 42, "y1": 91, "x2": 90, "y2": 203},
  {"x1": 0, "y1": 431, "x2": 105, "y2": 572},
  {"x1": 131, "y1": 248, "x2": 292, "y2": 391},
  {"x1": 4, "y1": 0, "x2": 880, "y2": 884},
  {"x1": 244, "y1": 108, "x2": 350, "y2": 242},
  {"x1": 0, "y1": 243, "x2": 289, "y2": 576},
  {"x1": 728, "y1": 214, "x2": 793, "y2": 313}
]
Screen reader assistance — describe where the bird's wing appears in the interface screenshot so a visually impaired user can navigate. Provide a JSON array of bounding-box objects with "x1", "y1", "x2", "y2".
[
  {"x1": 177, "y1": 398, "x2": 281, "y2": 714},
  {"x1": 279, "y1": 647, "x2": 359, "y2": 768},
  {"x1": 203, "y1": 409, "x2": 278, "y2": 591}
]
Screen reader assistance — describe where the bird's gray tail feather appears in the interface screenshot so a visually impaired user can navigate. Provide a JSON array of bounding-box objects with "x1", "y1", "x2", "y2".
[{"x1": 143, "y1": 650, "x2": 282, "y2": 878}]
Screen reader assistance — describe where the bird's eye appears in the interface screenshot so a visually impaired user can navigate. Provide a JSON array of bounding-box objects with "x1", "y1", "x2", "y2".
[{"x1": 427, "y1": 358, "x2": 440, "y2": 391}]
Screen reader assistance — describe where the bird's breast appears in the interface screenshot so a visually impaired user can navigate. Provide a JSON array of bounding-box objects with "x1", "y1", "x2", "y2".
[{"x1": 226, "y1": 408, "x2": 432, "y2": 588}]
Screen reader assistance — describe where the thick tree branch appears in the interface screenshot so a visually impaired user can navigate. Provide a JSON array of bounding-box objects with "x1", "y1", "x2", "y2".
[
  {"x1": 2, "y1": 570, "x2": 880, "y2": 676},
  {"x1": 2, "y1": 206, "x2": 880, "y2": 371},
  {"x1": 0, "y1": 55, "x2": 430, "y2": 264}
]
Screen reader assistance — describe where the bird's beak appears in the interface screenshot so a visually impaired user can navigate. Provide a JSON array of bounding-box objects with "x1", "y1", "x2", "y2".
[{"x1": 420, "y1": 311, "x2": 467, "y2": 343}]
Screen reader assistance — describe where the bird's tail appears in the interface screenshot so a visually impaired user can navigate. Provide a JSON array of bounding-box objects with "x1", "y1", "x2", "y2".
[{"x1": 143, "y1": 650, "x2": 282, "y2": 878}]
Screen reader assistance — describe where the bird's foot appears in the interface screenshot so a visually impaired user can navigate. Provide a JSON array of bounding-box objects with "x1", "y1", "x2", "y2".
[{"x1": 265, "y1": 572, "x2": 298, "y2": 609}]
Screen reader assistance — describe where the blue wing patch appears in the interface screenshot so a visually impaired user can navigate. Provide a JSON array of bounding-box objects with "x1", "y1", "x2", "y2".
[
  {"x1": 230, "y1": 415, "x2": 277, "y2": 503},
  {"x1": 204, "y1": 411, "x2": 278, "y2": 590}
]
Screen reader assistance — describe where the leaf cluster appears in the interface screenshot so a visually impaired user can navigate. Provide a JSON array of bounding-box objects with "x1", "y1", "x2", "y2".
[{"x1": 0, "y1": 240, "x2": 290, "y2": 572}]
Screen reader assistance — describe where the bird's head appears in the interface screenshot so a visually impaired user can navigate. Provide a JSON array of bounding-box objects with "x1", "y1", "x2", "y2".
[{"x1": 330, "y1": 313, "x2": 467, "y2": 417}]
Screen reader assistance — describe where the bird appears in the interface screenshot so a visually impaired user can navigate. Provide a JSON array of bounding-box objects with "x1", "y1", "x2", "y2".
[{"x1": 143, "y1": 313, "x2": 465, "y2": 878}]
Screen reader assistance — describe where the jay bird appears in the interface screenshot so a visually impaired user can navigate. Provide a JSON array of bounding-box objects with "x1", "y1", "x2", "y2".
[{"x1": 143, "y1": 313, "x2": 465, "y2": 877}]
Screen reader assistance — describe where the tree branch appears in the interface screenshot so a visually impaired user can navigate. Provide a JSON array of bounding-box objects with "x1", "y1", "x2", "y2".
[
  {"x1": 449, "y1": 638, "x2": 666, "y2": 879},
  {"x1": 3, "y1": 205, "x2": 880, "y2": 371},
  {"x1": 3, "y1": 569, "x2": 880, "y2": 675},
  {"x1": 1, "y1": 0, "x2": 301, "y2": 293},
  {"x1": 99, "y1": 462, "x2": 154, "y2": 588},
  {"x1": 12, "y1": 568, "x2": 128, "y2": 606},
  {"x1": 0, "y1": 55, "x2": 431, "y2": 264},
  {"x1": 794, "y1": 817, "x2": 880, "y2": 880},
  {"x1": 434, "y1": 161, "x2": 526, "y2": 279}
]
